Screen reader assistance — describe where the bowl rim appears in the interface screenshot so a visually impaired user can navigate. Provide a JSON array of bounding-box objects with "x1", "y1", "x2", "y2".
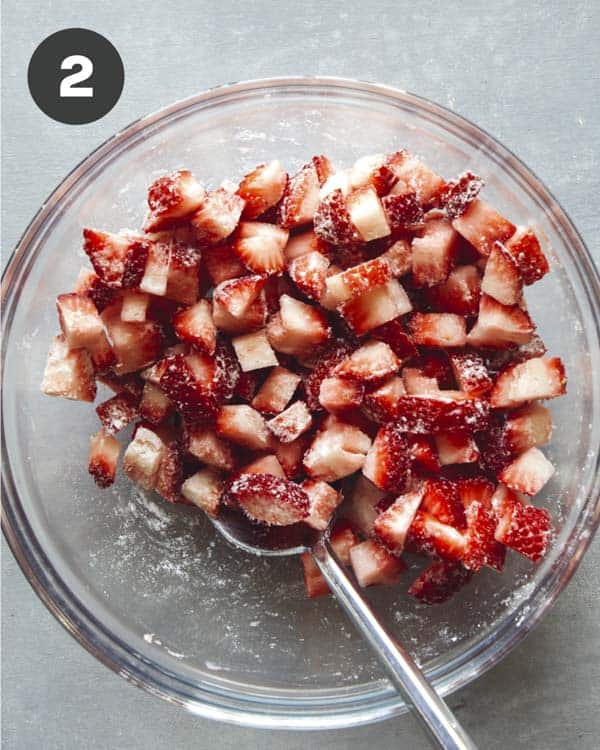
[{"x1": 2, "y1": 75, "x2": 600, "y2": 730}]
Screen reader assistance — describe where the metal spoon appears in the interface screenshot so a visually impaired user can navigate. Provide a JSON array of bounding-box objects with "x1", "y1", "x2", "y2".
[{"x1": 210, "y1": 510, "x2": 477, "y2": 749}]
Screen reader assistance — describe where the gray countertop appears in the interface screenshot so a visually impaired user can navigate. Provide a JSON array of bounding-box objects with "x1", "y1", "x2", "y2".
[{"x1": 2, "y1": 1, "x2": 599, "y2": 748}]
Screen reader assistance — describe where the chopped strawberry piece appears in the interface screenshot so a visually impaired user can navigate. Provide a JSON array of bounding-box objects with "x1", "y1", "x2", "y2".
[
  {"x1": 304, "y1": 339, "x2": 353, "y2": 411},
  {"x1": 319, "y1": 376, "x2": 364, "y2": 414},
  {"x1": 362, "y1": 375, "x2": 405, "y2": 423},
  {"x1": 425, "y1": 265, "x2": 481, "y2": 316},
  {"x1": 98, "y1": 371, "x2": 144, "y2": 398},
  {"x1": 322, "y1": 257, "x2": 392, "y2": 309},
  {"x1": 216, "y1": 404, "x2": 272, "y2": 451},
  {"x1": 435, "y1": 432, "x2": 480, "y2": 465},
  {"x1": 494, "y1": 500, "x2": 551, "y2": 562},
  {"x1": 402, "y1": 367, "x2": 442, "y2": 395},
  {"x1": 303, "y1": 417, "x2": 371, "y2": 481},
  {"x1": 234, "y1": 370, "x2": 261, "y2": 402},
  {"x1": 407, "y1": 510, "x2": 467, "y2": 561},
  {"x1": 96, "y1": 392, "x2": 139, "y2": 434},
  {"x1": 238, "y1": 454, "x2": 286, "y2": 478},
  {"x1": 490, "y1": 356, "x2": 566, "y2": 408},
  {"x1": 191, "y1": 188, "x2": 245, "y2": 243},
  {"x1": 101, "y1": 304, "x2": 163, "y2": 374},
  {"x1": 348, "y1": 153, "x2": 389, "y2": 192},
  {"x1": 452, "y1": 199, "x2": 516, "y2": 257},
  {"x1": 155, "y1": 438, "x2": 183, "y2": 503},
  {"x1": 346, "y1": 186, "x2": 391, "y2": 242},
  {"x1": 395, "y1": 395, "x2": 490, "y2": 434},
  {"x1": 449, "y1": 351, "x2": 493, "y2": 396},
  {"x1": 412, "y1": 218, "x2": 459, "y2": 287},
  {"x1": 56, "y1": 292, "x2": 116, "y2": 372},
  {"x1": 202, "y1": 243, "x2": 247, "y2": 285},
  {"x1": 268, "y1": 295, "x2": 330, "y2": 355},
  {"x1": 251, "y1": 366, "x2": 301, "y2": 414},
  {"x1": 408, "y1": 560, "x2": 473, "y2": 604},
  {"x1": 238, "y1": 160, "x2": 288, "y2": 219},
  {"x1": 475, "y1": 415, "x2": 513, "y2": 476},
  {"x1": 370, "y1": 320, "x2": 417, "y2": 358},
  {"x1": 137, "y1": 237, "x2": 170, "y2": 296},
  {"x1": 212, "y1": 293, "x2": 267, "y2": 335},
  {"x1": 88, "y1": 430, "x2": 121, "y2": 488},
  {"x1": 122, "y1": 426, "x2": 164, "y2": 490},
  {"x1": 83, "y1": 229, "x2": 143, "y2": 288},
  {"x1": 334, "y1": 341, "x2": 400, "y2": 384},
  {"x1": 213, "y1": 274, "x2": 267, "y2": 319},
  {"x1": 467, "y1": 294, "x2": 534, "y2": 348},
  {"x1": 267, "y1": 400, "x2": 313, "y2": 443},
  {"x1": 504, "y1": 226, "x2": 549, "y2": 285},
  {"x1": 481, "y1": 243, "x2": 522, "y2": 306},
  {"x1": 505, "y1": 402, "x2": 552, "y2": 453},
  {"x1": 41, "y1": 334, "x2": 96, "y2": 402},
  {"x1": 223, "y1": 473, "x2": 309, "y2": 525},
  {"x1": 388, "y1": 151, "x2": 445, "y2": 206},
  {"x1": 301, "y1": 553, "x2": 330, "y2": 598},
  {"x1": 380, "y1": 239, "x2": 412, "y2": 278},
  {"x1": 231, "y1": 329, "x2": 279, "y2": 372},
  {"x1": 350, "y1": 540, "x2": 406, "y2": 588},
  {"x1": 233, "y1": 222, "x2": 288, "y2": 275},
  {"x1": 421, "y1": 479, "x2": 466, "y2": 529},
  {"x1": 287, "y1": 250, "x2": 330, "y2": 301},
  {"x1": 363, "y1": 424, "x2": 410, "y2": 493},
  {"x1": 284, "y1": 229, "x2": 324, "y2": 262},
  {"x1": 121, "y1": 291, "x2": 149, "y2": 322},
  {"x1": 185, "y1": 425, "x2": 235, "y2": 471},
  {"x1": 408, "y1": 436, "x2": 441, "y2": 475},
  {"x1": 277, "y1": 160, "x2": 322, "y2": 229},
  {"x1": 163, "y1": 239, "x2": 201, "y2": 305},
  {"x1": 313, "y1": 189, "x2": 357, "y2": 245},
  {"x1": 340, "y1": 279, "x2": 413, "y2": 335},
  {"x1": 74, "y1": 268, "x2": 117, "y2": 312},
  {"x1": 438, "y1": 171, "x2": 484, "y2": 220},
  {"x1": 498, "y1": 447, "x2": 555, "y2": 496},
  {"x1": 159, "y1": 354, "x2": 216, "y2": 422},
  {"x1": 139, "y1": 382, "x2": 173, "y2": 425},
  {"x1": 274, "y1": 434, "x2": 311, "y2": 479},
  {"x1": 382, "y1": 192, "x2": 424, "y2": 231},
  {"x1": 341, "y1": 474, "x2": 385, "y2": 537},
  {"x1": 173, "y1": 299, "x2": 217, "y2": 354},
  {"x1": 463, "y1": 501, "x2": 505, "y2": 571},
  {"x1": 181, "y1": 468, "x2": 223, "y2": 517},
  {"x1": 302, "y1": 479, "x2": 342, "y2": 531},
  {"x1": 409, "y1": 313, "x2": 467, "y2": 347},
  {"x1": 144, "y1": 170, "x2": 206, "y2": 232},
  {"x1": 374, "y1": 488, "x2": 425, "y2": 554},
  {"x1": 457, "y1": 477, "x2": 495, "y2": 511}
]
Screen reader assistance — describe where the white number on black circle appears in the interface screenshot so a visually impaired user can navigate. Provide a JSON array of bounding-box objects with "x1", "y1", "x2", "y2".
[{"x1": 59, "y1": 55, "x2": 94, "y2": 98}]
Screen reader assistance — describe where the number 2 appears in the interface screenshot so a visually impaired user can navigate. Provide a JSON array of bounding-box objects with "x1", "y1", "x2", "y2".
[{"x1": 59, "y1": 55, "x2": 93, "y2": 98}]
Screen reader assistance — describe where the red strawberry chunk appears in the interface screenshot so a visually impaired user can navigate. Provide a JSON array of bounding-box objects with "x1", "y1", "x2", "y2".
[
  {"x1": 380, "y1": 239, "x2": 412, "y2": 278},
  {"x1": 362, "y1": 375, "x2": 405, "y2": 423},
  {"x1": 98, "y1": 371, "x2": 144, "y2": 398},
  {"x1": 301, "y1": 553, "x2": 331, "y2": 598},
  {"x1": 313, "y1": 188, "x2": 357, "y2": 245},
  {"x1": 121, "y1": 291, "x2": 149, "y2": 322},
  {"x1": 238, "y1": 160, "x2": 288, "y2": 219},
  {"x1": 438, "y1": 171, "x2": 484, "y2": 220},
  {"x1": 138, "y1": 237, "x2": 170, "y2": 296},
  {"x1": 475, "y1": 416, "x2": 514, "y2": 476},
  {"x1": 74, "y1": 268, "x2": 117, "y2": 312},
  {"x1": 274, "y1": 434, "x2": 311, "y2": 479},
  {"x1": 288, "y1": 250, "x2": 330, "y2": 301},
  {"x1": 173, "y1": 299, "x2": 217, "y2": 354},
  {"x1": 233, "y1": 221, "x2": 288, "y2": 275},
  {"x1": 159, "y1": 354, "x2": 217, "y2": 422},
  {"x1": 452, "y1": 199, "x2": 516, "y2": 257},
  {"x1": 251, "y1": 366, "x2": 301, "y2": 414},
  {"x1": 412, "y1": 218, "x2": 459, "y2": 287},
  {"x1": 181, "y1": 468, "x2": 223, "y2": 517},
  {"x1": 322, "y1": 257, "x2": 391, "y2": 309},
  {"x1": 425, "y1": 265, "x2": 481, "y2": 316},
  {"x1": 402, "y1": 367, "x2": 442, "y2": 395},
  {"x1": 463, "y1": 501, "x2": 505, "y2": 571},
  {"x1": 234, "y1": 370, "x2": 261, "y2": 402},
  {"x1": 224, "y1": 473, "x2": 309, "y2": 525},
  {"x1": 409, "y1": 312, "x2": 467, "y2": 347},
  {"x1": 139, "y1": 382, "x2": 173, "y2": 425},
  {"x1": 302, "y1": 479, "x2": 342, "y2": 531},
  {"x1": 395, "y1": 395, "x2": 490, "y2": 434},
  {"x1": 374, "y1": 488, "x2": 425, "y2": 554},
  {"x1": 363, "y1": 424, "x2": 410, "y2": 493},
  {"x1": 238, "y1": 454, "x2": 286, "y2": 478},
  {"x1": 164, "y1": 239, "x2": 201, "y2": 305},
  {"x1": 304, "y1": 339, "x2": 353, "y2": 411},
  {"x1": 303, "y1": 417, "x2": 371, "y2": 482},
  {"x1": 408, "y1": 436, "x2": 441, "y2": 475},
  {"x1": 277, "y1": 160, "x2": 322, "y2": 229},
  {"x1": 213, "y1": 275, "x2": 267, "y2": 319},
  {"x1": 268, "y1": 295, "x2": 330, "y2": 355},
  {"x1": 421, "y1": 479, "x2": 466, "y2": 529},
  {"x1": 346, "y1": 186, "x2": 391, "y2": 242},
  {"x1": 191, "y1": 188, "x2": 245, "y2": 243},
  {"x1": 481, "y1": 242, "x2": 522, "y2": 306},
  {"x1": 457, "y1": 477, "x2": 496, "y2": 512},
  {"x1": 300, "y1": 523, "x2": 360, "y2": 598},
  {"x1": 408, "y1": 560, "x2": 473, "y2": 604},
  {"x1": 156, "y1": 438, "x2": 184, "y2": 503},
  {"x1": 212, "y1": 293, "x2": 267, "y2": 335},
  {"x1": 490, "y1": 356, "x2": 566, "y2": 408},
  {"x1": 505, "y1": 402, "x2": 553, "y2": 453},
  {"x1": 186, "y1": 425, "x2": 235, "y2": 471},
  {"x1": 348, "y1": 153, "x2": 390, "y2": 193},
  {"x1": 371, "y1": 320, "x2": 417, "y2": 358},
  {"x1": 388, "y1": 151, "x2": 445, "y2": 206},
  {"x1": 467, "y1": 294, "x2": 534, "y2": 348},
  {"x1": 202, "y1": 243, "x2": 247, "y2": 285},
  {"x1": 88, "y1": 430, "x2": 121, "y2": 488},
  {"x1": 319, "y1": 376, "x2": 364, "y2": 414},
  {"x1": 96, "y1": 392, "x2": 140, "y2": 435},
  {"x1": 435, "y1": 432, "x2": 480, "y2": 465},
  {"x1": 216, "y1": 404, "x2": 272, "y2": 451},
  {"x1": 232, "y1": 329, "x2": 278, "y2": 372},
  {"x1": 57, "y1": 292, "x2": 107, "y2": 349},
  {"x1": 504, "y1": 226, "x2": 549, "y2": 285},
  {"x1": 41, "y1": 334, "x2": 96, "y2": 402},
  {"x1": 407, "y1": 510, "x2": 467, "y2": 561},
  {"x1": 144, "y1": 170, "x2": 206, "y2": 232},
  {"x1": 335, "y1": 341, "x2": 400, "y2": 384},
  {"x1": 350, "y1": 540, "x2": 406, "y2": 588},
  {"x1": 498, "y1": 447, "x2": 555, "y2": 496},
  {"x1": 449, "y1": 351, "x2": 493, "y2": 396},
  {"x1": 101, "y1": 304, "x2": 163, "y2": 374},
  {"x1": 495, "y1": 500, "x2": 551, "y2": 562},
  {"x1": 284, "y1": 229, "x2": 324, "y2": 262},
  {"x1": 123, "y1": 425, "x2": 164, "y2": 490},
  {"x1": 342, "y1": 474, "x2": 386, "y2": 537},
  {"x1": 267, "y1": 400, "x2": 313, "y2": 443},
  {"x1": 83, "y1": 229, "x2": 142, "y2": 288},
  {"x1": 340, "y1": 279, "x2": 413, "y2": 335},
  {"x1": 382, "y1": 192, "x2": 424, "y2": 231}
]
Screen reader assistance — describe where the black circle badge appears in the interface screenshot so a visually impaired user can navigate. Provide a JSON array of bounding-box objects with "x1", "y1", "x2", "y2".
[{"x1": 28, "y1": 28, "x2": 124, "y2": 125}]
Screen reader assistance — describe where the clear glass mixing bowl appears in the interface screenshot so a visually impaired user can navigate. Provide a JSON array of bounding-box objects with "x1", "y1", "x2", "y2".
[{"x1": 2, "y1": 78, "x2": 600, "y2": 730}]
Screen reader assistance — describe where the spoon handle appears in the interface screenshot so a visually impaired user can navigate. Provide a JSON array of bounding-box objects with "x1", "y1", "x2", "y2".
[{"x1": 312, "y1": 538, "x2": 478, "y2": 750}]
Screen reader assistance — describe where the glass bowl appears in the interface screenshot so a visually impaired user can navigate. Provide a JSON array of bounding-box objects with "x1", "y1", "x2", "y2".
[{"x1": 2, "y1": 77, "x2": 600, "y2": 730}]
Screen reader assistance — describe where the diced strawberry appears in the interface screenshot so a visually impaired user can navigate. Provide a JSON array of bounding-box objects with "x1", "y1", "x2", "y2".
[
  {"x1": 457, "y1": 477, "x2": 496, "y2": 511},
  {"x1": 56, "y1": 292, "x2": 116, "y2": 372},
  {"x1": 425, "y1": 264, "x2": 481, "y2": 316},
  {"x1": 319, "y1": 376, "x2": 364, "y2": 414},
  {"x1": 213, "y1": 340, "x2": 242, "y2": 402},
  {"x1": 395, "y1": 395, "x2": 490, "y2": 434},
  {"x1": 350, "y1": 540, "x2": 406, "y2": 587},
  {"x1": 438, "y1": 171, "x2": 484, "y2": 220},
  {"x1": 74, "y1": 268, "x2": 118, "y2": 312},
  {"x1": 362, "y1": 424, "x2": 410, "y2": 493},
  {"x1": 485, "y1": 333, "x2": 548, "y2": 373},
  {"x1": 163, "y1": 239, "x2": 201, "y2": 305},
  {"x1": 268, "y1": 295, "x2": 330, "y2": 355},
  {"x1": 88, "y1": 430, "x2": 121, "y2": 488},
  {"x1": 504, "y1": 226, "x2": 549, "y2": 285},
  {"x1": 185, "y1": 425, "x2": 235, "y2": 471},
  {"x1": 232, "y1": 222, "x2": 288, "y2": 275},
  {"x1": 212, "y1": 293, "x2": 267, "y2": 335},
  {"x1": 224, "y1": 473, "x2": 309, "y2": 525},
  {"x1": 267, "y1": 400, "x2": 313, "y2": 443},
  {"x1": 120, "y1": 291, "x2": 149, "y2": 322},
  {"x1": 301, "y1": 553, "x2": 330, "y2": 598},
  {"x1": 140, "y1": 345, "x2": 188, "y2": 385},
  {"x1": 41, "y1": 334, "x2": 96, "y2": 402},
  {"x1": 435, "y1": 432, "x2": 480, "y2": 465},
  {"x1": 452, "y1": 199, "x2": 516, "y2": 257},
  {"x1": 181, "y1": 468, "x2": 223, "y2": 517},
  {"x1": 348, "y1": 153, "x2": 388, "y2": 192},
  {"x1": 463, "y1": 501, "x2": 505, "y2": 571},
  {"x1": 238, "y1": 454, "x2": 286, "y2": 478},
  {"x1": 475, "y1": 415, "x2": 513, "y2": 475},
  {"x1": 274, "y1": 434, "x2": 311, "y2": 479},
  {"x1": 329, "y1": 523, "x2": 361, "y2": 564},
  {"x1": 388, "y1": 152, "x2": 445, "y2": 206},
  {"x1": 251, "y1": 366, "x2": 301, "y2": 414},
  {"x1": 505, "y1": 402, "x2": 553, "y2": 453},
  {"x1": 173, "y1": 298, "x2": 216, "y2": 354},
  {"x1": 346, "y1": 186, "x2": 391, "y2": 242},
  {"x1": 362, "y1": 375, "x2": 405, "y2": 423},
  {"x1": 302, "y1": 479, "x2": 342, "y2": 531},
  {"x1": 82, "y1": 229, "x2": 143, "y2": 288},
  {"x1": 288, "y1": 250, "x2": 330, "y2": 301},
  {"x1": 402, "y1": 367, "x2": 441, "y2": 395},
  {"x1": 202, "y1": 243, "x2": 247, "y2": 285},
  {"x1": 159, "y1": 353, "x2": 217, "y2": 422},
  {"x1": 370, "y1": 320, "x2": 417, "y2": 358},
  {"x1": 277, "y1": 160, "x2": 322, "y2": 228},
  {"x1": 96, "y1": 391, "x2": 139, "y2": 434},
  {"x1": 340, "y1": 279, "x2": 413, "y2": 335},
  {"x1": 191, "y1": 188, "x2": 245, "y2": 243},
  {"x1": 408, "y1": 560, "x2": 473, "y2": 604},
  {"x1": 304, "y1": 340, "x2": 353, "y2": 411},
  {"x1": 411, "y1": 218, "x2": 459, "y2": 287},
  {"x1": 382, "y1": 192, "x2": 424, "y2": 231},
  {"x1": 231, "y1": 329, "x2": 279, "y2": 371},
  {"x1": 467, "y1": 294, "x2": 534, "y2": 348},
  {"x1": 420, "y1": 479, "x2": 466, "y2": 529},
  {"x1": 407, "y1": 510, "x2": 467, "y2": 560},
  {"x1": 213, "y1": 273, "x2": 267, "y2": 318},
  {"x1": 98, "y1": 371, "x2": 144, "y2": 399},
  {"x1": 498, "y1": 447, "x2": 555, "y2": 496},
  {"x1": 494, "y1": 500, "x2": 551, "y2": 562},
  {"x1": 340, "y1": 474, "x2": 384, "y2": 537},
  {"x1": 322, "y1": 257, "x2": 391, "y2": 309},
  {"x1": 303, "y1": 417, "x2": 371, "y2": 481},
  {"x1": 374, "y1": 488, "x2": 425, "y2": 554},
  {"x1": 155, "y1": 438, "x2": 183, "y2": 503},
  {"x1": 481, "y1": 243, "x2": 522, "y2": 306},
  {"x1": 122, "y1": 425, "x2": 164, "y2": 490},
  {"x1": 284, "y1": 229, "x2": 324, "y2": 263},
  {"x1": 234, "y1": 370, "x2": 261, "y2": 402},
  {"x1": 408, "y1": 436, "x2": 441, "y2": 474},
  {"x1": 380, "y1": 239, "x2": 412, "y2": 278},
  {"x1": 137, "y1": 237, "x2": 169, "y2": 296},
  {"x1": 334, "y1": 341, "x2": 400, "y2": 384},
  {"x1": 237, "y1": 160, "x2": 288, "y2": 219},
  {"x1": 313, "y1": 189, "x2": 357, "y2": 245},
  {"x1": 216, "y1": 404, "x2": 272, "y2": 451},
  {"x1": 490, "y1": 356, "x2": 566, "y2": 408},
  {"x1": 139, "y1": 382, "x2": 173, "y2": 425},
  {"x1": 409, "y1": 313, "x2": 467, "y2": 347},
  {"x1": 101, "y1": 305, "x2": 163, "y2": 374},
  {"x1": 144, "y1": 170, "x2": 206, "y2": 232},
  {"x1": 449, "y1": 351, "x2": 493, "y2": 396}
]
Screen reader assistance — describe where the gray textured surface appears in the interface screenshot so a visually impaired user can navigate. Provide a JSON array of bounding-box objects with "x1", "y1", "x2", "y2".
[{"x1": 1, "y1": 1, "x2": 599, "y2": 748}]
